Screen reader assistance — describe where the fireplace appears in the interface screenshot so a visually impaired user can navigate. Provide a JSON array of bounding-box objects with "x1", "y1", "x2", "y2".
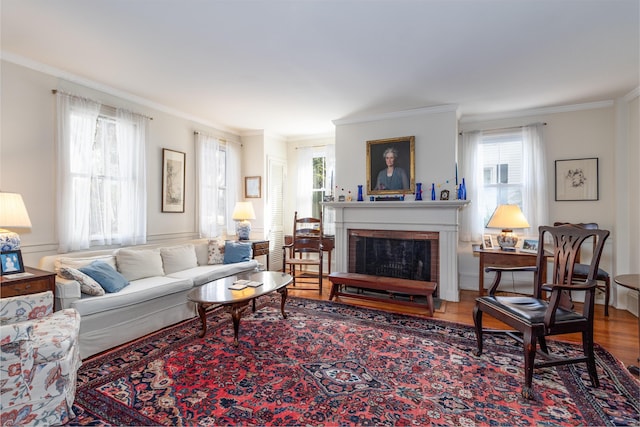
[
  {"x1": 324, "y1": 200, "x2": 469, "y2": 301},
  {"x1": 348, "y1": 230, "x2": 439, "y2": 290}
]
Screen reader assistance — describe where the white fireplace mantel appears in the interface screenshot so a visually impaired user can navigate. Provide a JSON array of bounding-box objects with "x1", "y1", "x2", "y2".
[{"x1": 324, "y1": 200, "x2": 470, "y2": 302}]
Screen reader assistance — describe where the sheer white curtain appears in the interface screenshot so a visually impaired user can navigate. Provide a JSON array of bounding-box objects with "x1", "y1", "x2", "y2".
[
  {"x1": 458, "y1": 131, "x2": 484, "y2": 242},
  {"x1": 225, "y1": 141, "x2": 242, "y2": 236},
  {"x1": 522, "y1": 124, "x2": 548, "y2": 234},
  {"x1": 56, "y1": 93, "x2": 101, "y2": 252},
  {"x1": 196, "y1": 133, "x2": 219, "y2": 238},
  {"x1": 114, "y1": 108, "x2": 147, "y2": 246},
  {"x1": 458, "y1": 124, "x2": 548, "y2": 242},
  {"x1": 296, "y1": 146, "x2": 314, "y2": 217}
]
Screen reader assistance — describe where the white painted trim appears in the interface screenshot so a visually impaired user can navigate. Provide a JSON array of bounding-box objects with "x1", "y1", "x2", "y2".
[
  {"x1": 333, "y1": 104, "x2": 459, "y2": 126},
  {"x1": 460, "y1": 100, "x2": 615, "y2": 123}
]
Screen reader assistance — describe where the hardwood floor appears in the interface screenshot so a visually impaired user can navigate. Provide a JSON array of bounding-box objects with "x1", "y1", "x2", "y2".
[{"x1": 287, "y1": 279, "x2": 640, "y2": 374}]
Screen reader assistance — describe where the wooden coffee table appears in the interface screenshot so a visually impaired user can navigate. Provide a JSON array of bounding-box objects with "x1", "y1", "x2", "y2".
[{"x1": 187, "y1": 271, "x2": 293, "y2": 346}]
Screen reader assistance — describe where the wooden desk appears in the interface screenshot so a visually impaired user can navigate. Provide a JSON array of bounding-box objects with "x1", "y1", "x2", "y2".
[
  {"x1": 1, "y1": 266, "x2": 56, "y2": 300},
  {"x1": 284, "y1": 235, "x2": 335, "y2": 274},
  {"x1": 614, "y1": 274, "x2": 640, "y2": 375},
  {"x1": 476, "y1": 249, "x2": 544, "y2": 296}
]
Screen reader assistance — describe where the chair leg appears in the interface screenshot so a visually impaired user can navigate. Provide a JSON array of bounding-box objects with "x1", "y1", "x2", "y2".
[
  {"x1": 472, "y1": 305, "x2": 483, "y2": 356},
  {"x1": 522, "y1": 331, "x2": 537, "y2": 400},
  {"x1": 603, "y1": 277, "x2": 610, "y2": 317},
  {"x1": 538, "y1": 336, "x2": 549, "y2": 354},
  {"x1": 582, "y1": 330, "x2": 600, "y2": 388}
]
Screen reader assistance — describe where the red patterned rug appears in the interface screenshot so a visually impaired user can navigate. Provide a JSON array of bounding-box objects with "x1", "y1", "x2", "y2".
[{"x1": 68, "y1": 296, "x2": 639, "y2": 426}]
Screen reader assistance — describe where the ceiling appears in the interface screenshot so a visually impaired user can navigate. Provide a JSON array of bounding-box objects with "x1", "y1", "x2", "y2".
[{"x1": 2, "y1": 0, "x2": 638, "y2": 138}]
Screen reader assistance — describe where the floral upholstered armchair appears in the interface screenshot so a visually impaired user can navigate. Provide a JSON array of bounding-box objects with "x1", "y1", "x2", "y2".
[{"x1": 0, "y1": 291, "x2": 81, "y2": 426}]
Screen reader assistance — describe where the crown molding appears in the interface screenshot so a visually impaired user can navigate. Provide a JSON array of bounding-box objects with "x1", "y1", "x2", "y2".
[
  {"x1": 623, "y1": 86, "x2": 639, "y2": 102},
  {"x1": 333, "y1": 104, "x2": 459, "y2": 126},
  {"x1": 459, "y1": 100, "x2": 615, "y2": 124}
]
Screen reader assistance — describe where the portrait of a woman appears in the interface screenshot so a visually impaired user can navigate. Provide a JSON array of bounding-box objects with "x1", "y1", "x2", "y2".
[{"x1": 375, "y1": 147, "x2": 409, "y2": 190}]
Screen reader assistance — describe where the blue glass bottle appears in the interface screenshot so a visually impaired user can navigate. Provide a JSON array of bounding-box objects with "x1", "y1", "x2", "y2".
[{"x1": 431, "y1": 183, "x2": 436, "y2": 200}]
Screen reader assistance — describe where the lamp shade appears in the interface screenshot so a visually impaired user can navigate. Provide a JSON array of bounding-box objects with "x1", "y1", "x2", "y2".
[
  {"x1": 0, "y1": 192, "x2": 32, "y2": 251},
  {"x1": 232, "y1": 202, "x2": 256, "y2": 221},
  {"x1": 486, "y1": 204, "x2": 529, "y2": 230},
  {"x1": 486, "y1": 204, "x2": 529, "y2": 251},
  {"x1": 232, "y1": 202, "x2": 255, "y2": 240}
]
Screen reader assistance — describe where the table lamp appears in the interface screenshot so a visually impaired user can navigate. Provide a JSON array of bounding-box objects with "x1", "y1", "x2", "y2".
[
  {"x1": 0, "y1": 192, "x2": 33, "y2": 251},
  {"x1": 232, "y1": 201, "x2": 256, "y2": 240},
  {"x1": 486, "y1": 204, "x2": 529, "y2": 251}
]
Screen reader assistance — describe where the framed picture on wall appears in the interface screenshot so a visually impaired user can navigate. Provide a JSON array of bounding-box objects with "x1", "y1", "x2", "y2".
[
  {"x1": 555, "y1": 157, "x2": 599, "y2": 201},
  {"x1": 366, "y1": 136, "x2": 415, "y2": 195},
  {"x1": 162, "y1": 148, "x2": 186, "y2": 212},
  {"x1": 245, "y1": 176, "x2": 261, "y2": 198}
]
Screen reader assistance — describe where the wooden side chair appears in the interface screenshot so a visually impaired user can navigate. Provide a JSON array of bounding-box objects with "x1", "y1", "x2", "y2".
[
  {"x1": 473, "y1": 224, "x2": 610, "y2": 399},
  {"x1": 282, "y1": 211, "x2": 323, "y2": 294},
  {"x1": 553, "y1": 222, "x2": 611, "y2": 315}
]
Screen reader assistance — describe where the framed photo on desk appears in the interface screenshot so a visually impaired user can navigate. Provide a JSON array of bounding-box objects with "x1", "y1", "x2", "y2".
[{"x1": 482, "y1": 234, "x2": 495, "y2": 250}]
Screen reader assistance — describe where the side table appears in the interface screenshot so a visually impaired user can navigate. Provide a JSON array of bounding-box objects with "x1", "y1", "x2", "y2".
[
  {"x1": 476, "y1": 248, "x2": 545, "y2": 296},
  {"x1": 245, "y1": 240, "x2": 269, "y2": 269},
  {"x1": 1, "y1": 266, "x2": 56, "y2": 301}
]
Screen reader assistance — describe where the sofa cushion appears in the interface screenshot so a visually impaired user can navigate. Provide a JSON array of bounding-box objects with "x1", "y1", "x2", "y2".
[
  {"x1": 160, "y1": 244, "x2": 198, "y2": 275},
  {"x1": 116, "y1": 248, "x2": 164, "y2": 281},
  {"x1": 54, "y1": 254, "x2": 116, "y2": 274},
  {"x1": 223, "y1": 241, "x2": 252, "y2": 264},
  {"x1": 208, "y1": 239, "x2": 225, "y2": 264},
  {"x1": 167, "y1": 260, "x2": 259, "y2": 286},
  {"x1": 80, "y1": 261, "x2": 129, "y2": 293},
  {"x1": 58, "y1": 267, "x2": 105, "y2": 296},
  {"x1": 70, "y1": 276, "x2": 193, "y2": 316}
]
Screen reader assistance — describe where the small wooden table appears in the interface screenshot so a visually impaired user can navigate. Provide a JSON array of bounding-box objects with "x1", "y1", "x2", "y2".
[
  {"x1": 614, "y1": 274, "x2": 640, "y2": 375},
  {"x1": 244, "y1": 240, "x2": 270, "y2": 268},
  {"x1": 476, "y1": 249, "x2": 545, "y2": 296},
  {"x1": 187, "y1": 271, "x2": 292, "y2": 346},
  {"x1": 1, "y1": 266, "x2": 56, "y2": 301}
]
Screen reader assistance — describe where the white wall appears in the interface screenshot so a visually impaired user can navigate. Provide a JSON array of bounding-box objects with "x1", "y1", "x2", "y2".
[{"x1": 1, "y1": 59, "x2": 243, "y2": 266}]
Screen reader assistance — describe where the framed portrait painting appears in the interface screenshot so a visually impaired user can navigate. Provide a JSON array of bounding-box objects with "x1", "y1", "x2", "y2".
[
  {"x1": 555, "y1": 157, "x2": 599, "y2": 201},
  {"x1": 367, "y1": 136, "x2": 415, "y2": 195},
  {"x1": 162, "y1": 148, "x2": 186, "y2": 212}
]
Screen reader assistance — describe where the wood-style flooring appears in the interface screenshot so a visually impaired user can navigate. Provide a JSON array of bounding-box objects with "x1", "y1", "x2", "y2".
[{"x1": 287, "y1": 278, "x2": 640, "y2": 375}]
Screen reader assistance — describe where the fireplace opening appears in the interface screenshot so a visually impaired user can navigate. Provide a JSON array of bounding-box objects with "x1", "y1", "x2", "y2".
[{"x1": 348, "y1": 229, "x2": 439, "y2": 295}]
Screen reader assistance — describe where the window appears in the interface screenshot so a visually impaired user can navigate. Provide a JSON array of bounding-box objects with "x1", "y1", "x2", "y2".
[
  {"x1": 56, "y1": 93, "x2": 147, "y2": 252},
  {"x1": 479, "y1": 133, "x2": 524, "y2": 226},
  {"x1": 311, "y1": 155, "x2": 327, "y2": 219}
]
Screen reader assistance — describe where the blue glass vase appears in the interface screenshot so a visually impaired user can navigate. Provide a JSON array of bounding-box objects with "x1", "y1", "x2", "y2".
[
  {"x1": 415, "y1": 182, "x2": 422, "y2": 200},
  {"x1": 357, "y1": 185, "x2": 364, "y2": 201}
]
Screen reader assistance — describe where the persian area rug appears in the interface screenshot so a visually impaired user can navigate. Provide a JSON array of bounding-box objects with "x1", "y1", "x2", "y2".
[{"x1": 69, "y1": 296, "x2": 639, "y2": 426}]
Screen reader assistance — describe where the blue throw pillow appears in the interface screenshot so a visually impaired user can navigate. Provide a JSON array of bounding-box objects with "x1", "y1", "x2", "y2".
[
  {"x1": 80, "y1": 260, "x2": 129, "y2": 293},
  {"x1": 223, "y1": 241, "x2": 253, "y2": 264}
]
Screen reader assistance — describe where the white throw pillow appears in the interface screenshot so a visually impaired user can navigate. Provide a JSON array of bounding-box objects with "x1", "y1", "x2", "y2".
[
  {"x1": 116, "y1": 248, "x2": 165, "y2": 281},
  {"x1": 55, "y1": 254, "x2": 117, "y2": 274},
  {"x1": 207, "y1": 239, "x2": 225, "y2": 264},
  {"x1": 160, "y1": 244, "x2": 198, "y2": 274},
  {"x1": 58, "y1": 266, "x2": 106, "y2": 296}
]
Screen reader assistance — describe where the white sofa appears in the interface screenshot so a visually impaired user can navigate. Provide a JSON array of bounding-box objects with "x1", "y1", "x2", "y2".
[{"x1": 39, "y1": 239, "x2": 258, "y2": 359}]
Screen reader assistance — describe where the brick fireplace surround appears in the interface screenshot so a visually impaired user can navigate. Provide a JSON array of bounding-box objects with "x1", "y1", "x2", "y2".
[{"x1": 324, "y1": 200, "x2": 469, "y2": 302}]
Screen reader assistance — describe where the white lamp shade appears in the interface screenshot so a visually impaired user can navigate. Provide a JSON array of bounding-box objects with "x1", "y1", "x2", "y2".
[
  {"x1": 0, "y1": 192, "x2": 32, "y2": 229},
  {"x1": 486, "y1": 204, "x2": 529, "y2": 230},
  {"x1": 232, "y1": 202, "x2": 256, "y2": 221}
]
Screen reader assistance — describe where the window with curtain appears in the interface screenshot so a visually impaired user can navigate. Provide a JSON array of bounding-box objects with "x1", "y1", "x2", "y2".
[
  {"x1": 296, "y1": 145, "x2": 335, "y2": 234},
  {"x1": 196, "y1": 133, "x2": 240, "y2": 238},
  {"x1": 56, "y1": 92, "x2": 147, "y2": 252},
  {"x1": 459, "y1": 124, "x2": 548, "y2": 242}
]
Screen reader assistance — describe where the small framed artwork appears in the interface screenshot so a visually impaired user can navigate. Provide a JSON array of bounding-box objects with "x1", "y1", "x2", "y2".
[
  {"x1": 555, "y1": 157, "x2": 599, "y2": 201},
  {"x1": 1, "y1": 250, "x2": 25, "y2": 275},
  {"x1": 440, "y1": 189, "x2": 450, "y2": 200},
  {"x1": 162, "y1": 149, "x2": 186, "y2": 213},
  {"x1": 521, "y1": 239, "x2": 539, "y2": 254},
  {"x1": 366, "y1": 136, "x2": 415, "y2": 195},
  {"x1": 482, "y1": 234, "x2": 495, "y2": 250},
  {"x1": 245, "y1": 176, "x2": 261, "y2": 198}
]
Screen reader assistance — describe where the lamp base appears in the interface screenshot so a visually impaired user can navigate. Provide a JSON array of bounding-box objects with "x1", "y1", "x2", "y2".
[
  {"x1": 236, "y1": 220, "x2": 251, "y2": 240},
  {"x1": 496, "y1": 229, "x2": 518, "y2": 251},
  {"x1": 0, "y1": 229, "x2": 21, "y2": 251}
]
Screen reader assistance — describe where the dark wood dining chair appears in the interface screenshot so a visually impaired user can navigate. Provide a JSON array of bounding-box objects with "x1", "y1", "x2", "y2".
[
  {"x1": 282, "y1": 211, "x2": 323, "y2": 294},
  {"x1": 473, "y1": 224, "x2": 610, "y2": 399},
  {"x1": 553, "y1": 222, "x2": 611, "y2": 316}
]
